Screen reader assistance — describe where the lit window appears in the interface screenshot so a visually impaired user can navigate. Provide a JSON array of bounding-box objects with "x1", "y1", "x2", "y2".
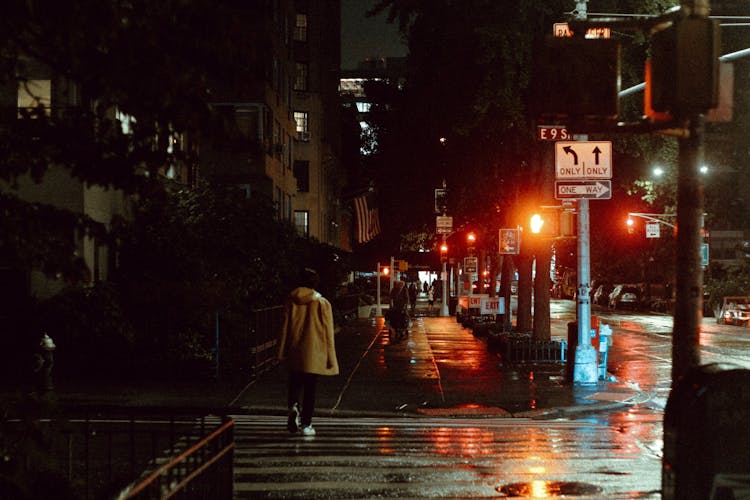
[
  {"x1": 355, "y1": 102, "x2": 371, "y2": 113},
  {"x1": 294, "y1": 111, "x2": 309, "y2": 140},
  {"x1": 294, "y1": 210, "x2": 309, "y2": 237},
  {"x1": 17, "y1": 79, "x2": 51, "y2": 117},
  {"x1": 294, "y1": 14, "x2": 308, "y2": 42}
]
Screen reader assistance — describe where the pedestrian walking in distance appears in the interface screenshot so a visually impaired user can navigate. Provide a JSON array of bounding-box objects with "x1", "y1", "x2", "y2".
[
  {"x1": 278, "y1": 268, "x2": 339, "y2": 436},
  {"x1": 427, "y1": 285, "x2": 435, "y2": 315},
  {"x1": 408, "y1": 282, "x2": 418, "y2": 313}
]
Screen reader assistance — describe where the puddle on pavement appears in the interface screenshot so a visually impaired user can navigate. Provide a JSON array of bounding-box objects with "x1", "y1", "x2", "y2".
[{"x1": 497, "y1": 481, "x2": 603, "y2": 497}]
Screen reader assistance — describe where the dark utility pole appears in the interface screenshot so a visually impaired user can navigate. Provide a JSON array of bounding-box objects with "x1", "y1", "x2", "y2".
[{"x1": 670, "y1": 0, "x2": 716, "y2": 382}]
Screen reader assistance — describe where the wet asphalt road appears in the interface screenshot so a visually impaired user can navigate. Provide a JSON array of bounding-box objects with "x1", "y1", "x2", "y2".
[
  {"x1": 229, "y1": 299, "x2": 750, "y2": 498},
  {"x1": 235, "y1": 299, "x2": 724, "y2": 498}
]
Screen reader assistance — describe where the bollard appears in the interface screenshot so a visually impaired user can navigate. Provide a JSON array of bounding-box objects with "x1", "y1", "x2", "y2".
[
  {"x1": 598, "y1": 324, "x2": 612, "y2": 380},
  {"x1": 35, "y1": 333, "x2": 56, "y2": 392}
]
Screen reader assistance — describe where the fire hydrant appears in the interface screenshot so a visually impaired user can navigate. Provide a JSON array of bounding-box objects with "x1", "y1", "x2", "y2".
[{"x1": 35, "y1": 333, "x2": 56, "y2": 392}]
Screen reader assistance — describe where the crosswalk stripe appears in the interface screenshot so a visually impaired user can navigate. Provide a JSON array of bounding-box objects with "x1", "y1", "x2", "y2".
[{"x1": 218, "y1": 414, "x2": 661, "y2": 499}]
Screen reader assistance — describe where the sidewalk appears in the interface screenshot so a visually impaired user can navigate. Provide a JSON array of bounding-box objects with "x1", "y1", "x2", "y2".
[
  {"x1": 1, "y1": 303, "x2": 645, "y2": 418},
  {"x1": 233, "y1": 310, "x2": 645, "y2": 419}
]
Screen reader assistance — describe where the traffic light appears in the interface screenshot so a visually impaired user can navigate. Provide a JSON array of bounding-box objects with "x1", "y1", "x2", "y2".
[
  {"x1": 532, "y1": 36, "x2": 620, "y2": 117},
  {"x1": 560, "y1": 210, "x2": 576, "y2": 237},
  {"x1": 381, "y1": 266, "x2": 390, "y2": 276},
  {"x1": 650, "y1": 17, "x2": 720, "y2": 113},
  {"x1": 530, "y1": 214, "x2": 544, "y2": 234},
  {"x1": 440, "y1": 243, "x2": 448, "y2": 262},
  {"x1": 626, "y1": 217, "x2": 635, "y2": 234},
  {"x1": 467, "y1": 232, "x2": 476, "y2": 244}
]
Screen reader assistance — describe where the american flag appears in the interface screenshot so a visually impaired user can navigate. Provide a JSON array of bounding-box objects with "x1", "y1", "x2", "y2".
[{"x1": 354, "y1": 193, "x2": 381, "y2": 244}]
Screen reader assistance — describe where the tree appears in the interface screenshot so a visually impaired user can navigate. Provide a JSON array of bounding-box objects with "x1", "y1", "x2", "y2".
[{"x1": 0, "y1": 0, "x2": 261, "y2": 281}]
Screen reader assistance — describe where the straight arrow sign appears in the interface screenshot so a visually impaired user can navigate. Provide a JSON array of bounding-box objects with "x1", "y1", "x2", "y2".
[
  {"x1": 555, "y1": 180, "x2": 612, "y2": 200},
  {"x1": 555, "y1": 141, "x2": 612, "y2": 179}
]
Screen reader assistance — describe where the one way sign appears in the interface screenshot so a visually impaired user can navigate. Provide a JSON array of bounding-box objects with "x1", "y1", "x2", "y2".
[
  {"x1": 555, "y1": 180, "x2": 612, "y2": 200},
  {"x1": 555, "y1": 141, "x2": 612, "y2": 179}
]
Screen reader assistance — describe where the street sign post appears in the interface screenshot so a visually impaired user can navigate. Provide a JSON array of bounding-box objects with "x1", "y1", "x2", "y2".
[
  {"x1": 553, "y1": 22, "x2": 611, "y2": 39},
  {"x1": 555, "y1": 141, "x2": 612, "y2": 179},
  {"x1": 464, "y1": 257, "x2": 478, "y2": 274},
  {"x1": 555, "y1": 180, "x2": 611, "y2": 200},
  {"x1": 646, "y1": 223, "x2": 661, "y2": 238},
  {"x1": 436, "y1": 216, "x2": 453, "y2": 234},
  {"x1": 498, "y1": 228, "x2": 521, "y2": 255}
]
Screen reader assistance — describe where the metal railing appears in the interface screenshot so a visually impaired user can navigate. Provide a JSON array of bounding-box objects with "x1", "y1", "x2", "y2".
[
  {"x1": 118, "y1": 416, "x2": 234, "y2": 500},
  {"x1": 1, "y1": 407, "x2": 234, "y2": 500},
  {"x1": 248, "y1": 306, "x2": 284, "y2": 380}
]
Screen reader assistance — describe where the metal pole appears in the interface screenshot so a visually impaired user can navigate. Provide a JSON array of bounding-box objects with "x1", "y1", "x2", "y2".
[
  {"x1": 376, "y1": 261, "x2": 383, "y2": 316},
  {"x1": 441, "y1": 233, "x2": 449, "y2": 316},
  {"x1": 390, "y1": 256, "x2": 395, "y2": 291},
  {"x1": 573, "y1": 197, "x2": 598, "y2": 384},
  {"x1": 571, "y1": 0, "x2": 598, "y2": 384},
  {"x1": 672, "y1": 115, "x2": 704, "y2": 380}
]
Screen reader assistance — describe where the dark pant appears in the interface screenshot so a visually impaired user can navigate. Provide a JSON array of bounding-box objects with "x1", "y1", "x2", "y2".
[{"x1": 287, "y1": 370, "x2": 318, "y2": 427}]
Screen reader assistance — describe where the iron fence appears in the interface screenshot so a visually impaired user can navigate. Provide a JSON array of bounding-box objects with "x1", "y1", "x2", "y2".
[
  {"x1": 247, "y1": 306, "x2": 284, "y2": 380},
  {"x1": 0, "y1": 407, "x2": 233, "y2": 500},
  {"x1": 118, "y1": 416, "x2": 233, "y2": 500}
]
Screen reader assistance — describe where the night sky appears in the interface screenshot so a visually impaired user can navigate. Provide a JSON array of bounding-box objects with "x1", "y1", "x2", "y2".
[{"x1": 341, "y1": 0, "x2": 407, "y2": 70}]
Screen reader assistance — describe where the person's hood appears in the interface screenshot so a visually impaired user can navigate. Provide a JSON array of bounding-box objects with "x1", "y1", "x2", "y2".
[{"x1": 290, "y1": 287, "x2": 321, "y2": 305}]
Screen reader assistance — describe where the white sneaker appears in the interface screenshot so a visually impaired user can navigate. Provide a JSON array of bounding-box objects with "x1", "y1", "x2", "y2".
[
  {"x1": 287, "y1": 403, "x2": 301, "y2": 433},
  {"x1": 301, "y1": 425, "x2": 316, "y2": 436}
]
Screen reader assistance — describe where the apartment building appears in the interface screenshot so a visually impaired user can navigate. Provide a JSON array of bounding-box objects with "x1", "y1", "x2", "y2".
[{"x1": 291, "y1": 0, "x2": 345, "y2": 248}]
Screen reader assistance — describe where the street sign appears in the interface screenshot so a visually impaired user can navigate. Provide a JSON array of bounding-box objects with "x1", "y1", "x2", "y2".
[
  {"x1": 555, "y1": 141, "x2": 612, "y2": 179},
  {"x1": 499, "y1": 228, "x2": 521, "y2": 255},
  {"x1": 464, "y1": 257, "x2": 478, "y2": 274},
  {"x1": 436, "y1": 215, "x2": 453, "y2": 234},
  {"x1": 434, "y1": 188, "x2": 447, "y2": 214},
  {"x1": 555, "y1": 180, "x2": 611, "y2": 200},
  {"x1": 646, "y1": 223, "x2": 661, "y2": 238},
  {"x1": 553, "y1": 22, "x2": 611, "y2": 39},
  {"x1": 480, "y1": 296, "x2": 504, "y2": 315},
  {"x1": 537, "y1": 125, "x2": 570, "y2": 141}
]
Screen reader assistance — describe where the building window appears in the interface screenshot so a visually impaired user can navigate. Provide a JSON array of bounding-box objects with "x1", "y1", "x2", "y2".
[
  {"x1": 294, "y1": 111, "x2": 309, "y2": 141},
  {"x1": 294, "y1": 62, "x2": 308, "y2": 91},
  {"x1": 355, "y1": 102, "x2": 371, "y2": 113},
  {"x1": 285, "y1": 194, "x2": 292, "y2": 220},
  {"x1": 294, "y1": 160, "x2": 310, "y2": 192},
  {"x1": 17, "y1": 79, "x2": 51, "y2": 117},
  {"x1": 294, "y1": 14, "x2": 308, "y2": 42},
  {"x1": 294, "y1": 210, "x2": 309, "y2": 237}
]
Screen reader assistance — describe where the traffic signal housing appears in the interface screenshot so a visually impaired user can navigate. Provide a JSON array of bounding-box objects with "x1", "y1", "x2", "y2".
[{"x1": 649, "y1": 17, "x2": 720, "y2": 113}]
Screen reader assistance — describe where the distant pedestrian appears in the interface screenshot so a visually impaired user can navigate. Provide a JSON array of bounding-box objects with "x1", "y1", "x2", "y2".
[
  {"x1": 427, "y1": 285, "x2": 435, "y2": 314},
  {"x1": 278, "y1": 268, "x2": 339, "y2": 436},
  {"x1": 408, "y1": 283, "x2": 418, "y2": 312},
  {"x1": 423, "y1": 281, "x2": 428, "y2": 294}
]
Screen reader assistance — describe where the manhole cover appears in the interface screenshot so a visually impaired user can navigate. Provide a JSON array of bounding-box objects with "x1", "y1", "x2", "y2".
[{"x1": 497, "y1": 481, "x2": 603, "y2": 497}]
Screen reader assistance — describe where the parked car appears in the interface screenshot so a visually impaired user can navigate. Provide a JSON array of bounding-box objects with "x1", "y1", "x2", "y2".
[
  {"x1": 593, "y1": 284, "x2": 613, "y2": 306},
  {"x1": 608, "y1": 284, "x2": 642, "y2": 310},
  {"x1": 716, "y1": 296, "x2": 750, "y2": 326}
]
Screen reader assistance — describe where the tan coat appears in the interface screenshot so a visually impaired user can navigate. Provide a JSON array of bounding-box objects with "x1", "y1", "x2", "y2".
[{"x1": 277, "y1": 287, "x2": 339, "y2": 376}]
